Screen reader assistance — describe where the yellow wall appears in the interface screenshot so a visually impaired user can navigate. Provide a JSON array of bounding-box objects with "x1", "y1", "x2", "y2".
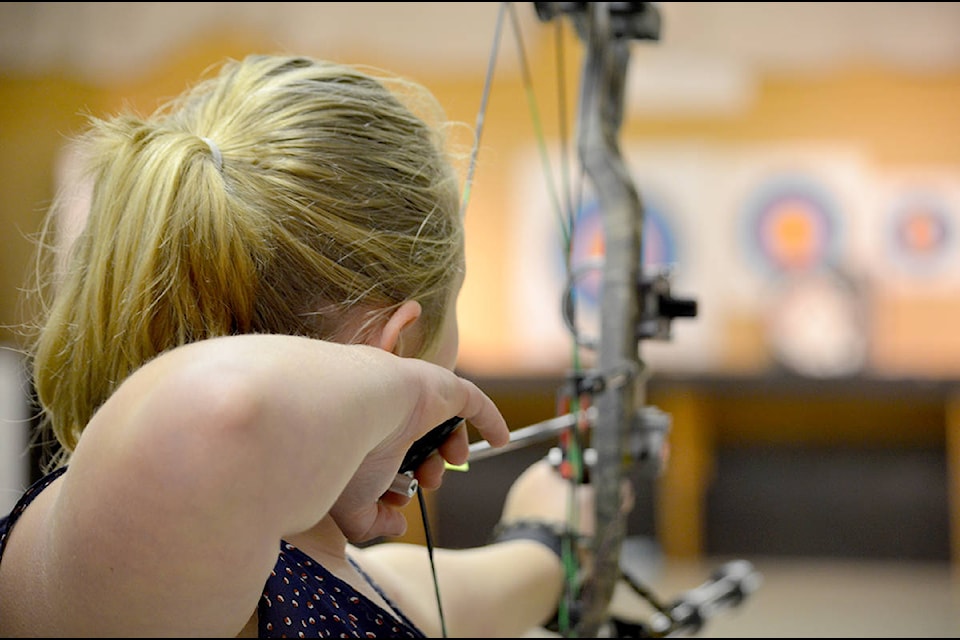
[{"x1": 3, "y1": 25, "x2": 960, "y2": 377}]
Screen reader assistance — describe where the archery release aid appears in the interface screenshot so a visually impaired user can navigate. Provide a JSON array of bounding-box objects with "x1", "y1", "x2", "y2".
[{"x1": 389, "y1": 416, "x2": 465, "y2": 497}]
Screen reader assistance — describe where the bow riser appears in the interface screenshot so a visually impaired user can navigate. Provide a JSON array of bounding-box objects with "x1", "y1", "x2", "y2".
[{"x1": 540, "y1": 3, "x2": 658, "y2": 636}]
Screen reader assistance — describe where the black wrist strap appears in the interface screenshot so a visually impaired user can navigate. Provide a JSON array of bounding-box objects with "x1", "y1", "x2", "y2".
[
  {"x1": 492, "y1": 520, "x2": 587, "y2": 632},
  {"x1": 491, "y1": 519, "x2": 569, "y2": 558}
]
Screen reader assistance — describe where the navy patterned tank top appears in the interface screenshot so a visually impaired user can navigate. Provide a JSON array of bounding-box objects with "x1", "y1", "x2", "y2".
[{"x1": 0, "y1": 468, "x2": 426, "y2": 638}]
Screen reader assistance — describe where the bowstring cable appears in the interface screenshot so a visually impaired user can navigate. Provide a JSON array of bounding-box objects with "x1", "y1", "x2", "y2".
[
  {"x1": 417, "y1": 4, "x2": 510, "y2": 638},
  {"x1": 426, "y1": 2, "x2": 588, "y2": 637},
  {"x1": 416, "y1": 488, "x2": 448, "y2": 638},
  {"x1": 460, "y1": 1, "x2": 509, "y2": 219},
  {"x1": 505, "y1": 4, "x2": 587, "y2": 636}
]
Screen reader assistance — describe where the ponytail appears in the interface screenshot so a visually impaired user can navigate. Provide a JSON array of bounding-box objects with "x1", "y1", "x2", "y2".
[{"x1": 33, "y1": 114, "x2": 261, "y2": 461}]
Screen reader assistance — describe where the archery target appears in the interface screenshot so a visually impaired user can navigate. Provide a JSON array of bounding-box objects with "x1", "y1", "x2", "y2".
[
  {"x1": 712, "y1": 145, "x2": 871, "y2": 311},
  {"x1": 509, "y1": 143, "x2": 720, "y2": 374},
  {"x1": 891, "y1": 201, "x2": 951, "y2": 262},
  {"x1": 741, "y1": 174, "x2": 842, "y2": 274},
  {"x1": 567, "y1": 194, "x2": 679, "y2": 280},
  {"x1": 868, "y1": 168, "x2": 960, "y2": 292},
  {"x1": 564, "y1": 193, "x2": 681, "y2": 348},
  {"x1": 864, "y1": 167, "x2": 960, "y2": 376},
  {"x1": 508, "y1": 144, "x2": 960, "y2": 378},
  {"x1": 888, "y1": 193, "x2": 952, "y2": 272}
]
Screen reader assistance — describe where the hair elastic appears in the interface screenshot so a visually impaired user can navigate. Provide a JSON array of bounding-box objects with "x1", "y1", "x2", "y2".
[{"x1": 200, "y1": 136, "x2": 223, "y2": 172}]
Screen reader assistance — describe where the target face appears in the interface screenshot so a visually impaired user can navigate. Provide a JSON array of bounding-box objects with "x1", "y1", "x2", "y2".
[
  {"x1": 567, "y1": 195, "x2": 679, "y2": 306},
  {"x1": 562, "y1": 194, "x2": 678, "y2": 343},
  {"x1": 741, "y1": 174, "x2": 842, "y2": 276},
  {"x1": 885, "y1": 189, "x2": 954, "y2": 276}
]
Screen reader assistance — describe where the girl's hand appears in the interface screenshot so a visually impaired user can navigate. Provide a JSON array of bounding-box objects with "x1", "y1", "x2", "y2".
[{"x1": 330, "y1": 358, "x2": 508, "y2": 542}]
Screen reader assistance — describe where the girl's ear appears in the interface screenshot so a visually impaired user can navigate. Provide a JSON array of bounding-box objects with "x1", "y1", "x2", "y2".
[{"x1": 375, "y1": 300, "x2": 423, "y2": 355}]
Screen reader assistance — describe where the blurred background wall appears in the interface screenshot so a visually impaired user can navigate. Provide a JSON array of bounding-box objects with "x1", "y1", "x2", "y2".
[{"x1": 2, "y1": 2, "x2": 960, "y2": 575}]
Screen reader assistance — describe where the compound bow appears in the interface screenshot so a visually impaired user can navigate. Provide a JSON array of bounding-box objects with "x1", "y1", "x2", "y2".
[
  {"x1": 462, "y1": 3, "x2": 759, "y2": 637},
  {"x1": 536, "y1": 3, "x2": 658, "y2": 636}
]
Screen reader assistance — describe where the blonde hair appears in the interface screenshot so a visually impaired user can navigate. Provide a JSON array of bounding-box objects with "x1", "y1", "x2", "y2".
[{"x1": 27, "y1": 55, "x2": 468, "y2": 466}]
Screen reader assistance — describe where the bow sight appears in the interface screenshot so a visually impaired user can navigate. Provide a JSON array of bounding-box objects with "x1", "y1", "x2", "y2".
[{"x1": 562, "y1": 266, "x2": 700, "y2": 349}]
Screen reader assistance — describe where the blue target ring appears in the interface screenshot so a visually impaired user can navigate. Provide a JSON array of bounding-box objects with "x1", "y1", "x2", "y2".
[
  {"x1": 564, "y1": 193, "x2": 678, "y2": 308},
  {"x1": 740, "y1": 174, "x2": 842, "y2": 276},
  {"x1": 886, "y1": 188, "x2": 954, "y2": 276}
]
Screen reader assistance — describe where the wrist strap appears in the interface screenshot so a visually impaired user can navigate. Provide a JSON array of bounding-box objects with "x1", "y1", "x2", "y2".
[
  {"x1": 491, "y1": 519, "x2": 570, "y2": 558},
  {"x1": 492, "y1": 520, "x2": 585, "y2": 632}
]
